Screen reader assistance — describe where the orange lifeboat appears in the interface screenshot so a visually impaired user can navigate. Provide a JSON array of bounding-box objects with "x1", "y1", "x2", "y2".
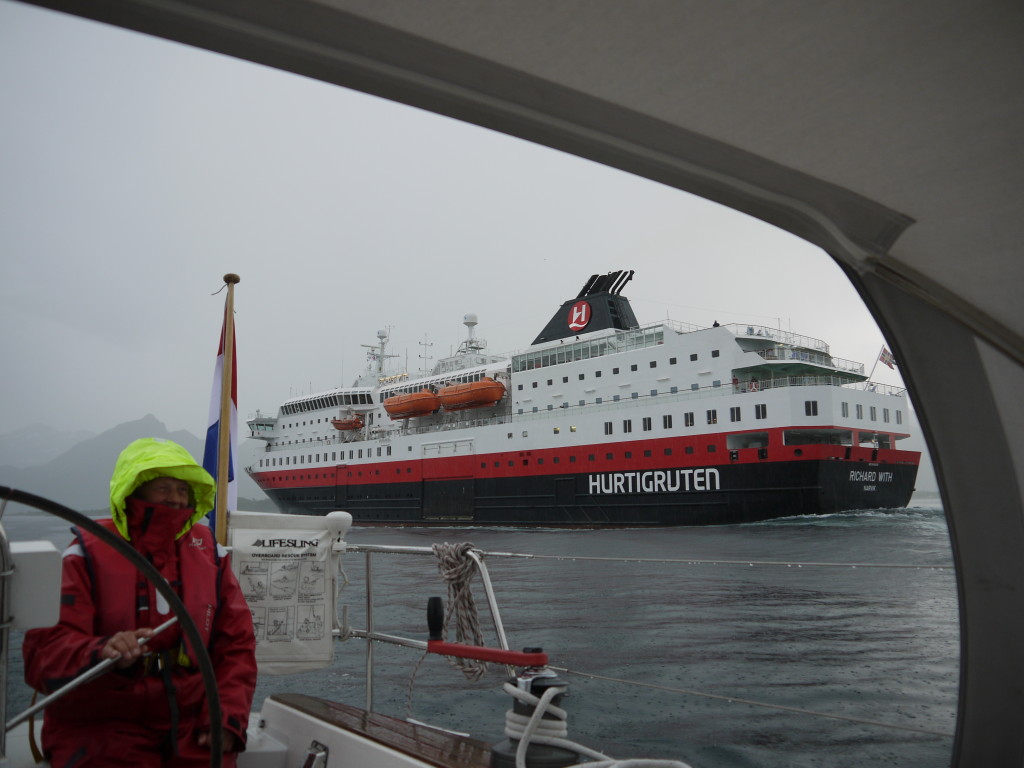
[
  {"x1": 331, "y1": 416, "x2": 364, "y2": 431},
  {"x1": 438, "y1": 377, "x2": 506, "y2": 411},
  {"x1": 383, "y1": 390, "x2": 441, "y2": 419}
]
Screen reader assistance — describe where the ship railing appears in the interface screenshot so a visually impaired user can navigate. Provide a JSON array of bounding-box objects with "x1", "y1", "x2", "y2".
[
  {"x1": 725, "y1": 323, "x2": 831, "y2": 354},
  {"x1": 251, "y1": 377, "x2": 907, "y2": 454},
  {"x1": 748, "y1": 347, "x2": 865, "y2": 375}
]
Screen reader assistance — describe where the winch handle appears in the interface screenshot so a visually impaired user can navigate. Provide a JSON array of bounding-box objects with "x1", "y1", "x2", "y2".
[{"x1": 425, "y1": 597, "x2": 548, "y2": 666}]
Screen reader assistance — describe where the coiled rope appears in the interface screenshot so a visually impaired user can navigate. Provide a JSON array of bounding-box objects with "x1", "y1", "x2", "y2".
[
  {"x1": 431, "y1": 541, "x2": 488, "y2": 681},
  {"x1": 503, "y1": 681, "x2": 693, "y2": 768}
]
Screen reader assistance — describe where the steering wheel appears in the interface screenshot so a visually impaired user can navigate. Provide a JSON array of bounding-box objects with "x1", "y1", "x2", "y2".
[{"x1": 0, "y1": 486, "x2": 224, "y2": 768}]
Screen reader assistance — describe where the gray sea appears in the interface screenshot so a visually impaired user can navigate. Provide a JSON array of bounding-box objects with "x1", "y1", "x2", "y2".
[{"x1": 3, "y1": 495, "x2": 956, "y2": 767}]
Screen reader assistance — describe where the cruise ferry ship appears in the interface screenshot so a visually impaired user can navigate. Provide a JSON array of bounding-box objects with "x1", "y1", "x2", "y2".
[{"x1": 246, "y1": 271, "x2": 919, "y2": 525}]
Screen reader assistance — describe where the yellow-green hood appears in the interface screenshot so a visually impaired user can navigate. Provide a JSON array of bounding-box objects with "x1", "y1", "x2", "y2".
[{"x1": 109, "y1": 437, "x2": 216, "y2": 540}]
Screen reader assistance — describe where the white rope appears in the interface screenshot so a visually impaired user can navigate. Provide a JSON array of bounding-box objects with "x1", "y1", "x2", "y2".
[
  {"x1": 432, "y1": 542, "x2": 488, "y2": 681},
  {"x1": 502, "y1": 682, "x2": 693, "y2": 768}
]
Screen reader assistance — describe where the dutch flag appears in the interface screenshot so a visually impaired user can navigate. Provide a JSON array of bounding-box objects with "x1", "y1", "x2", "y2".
[{"x1": 203, "y1": 301, "x2": 237, "y2": 534}]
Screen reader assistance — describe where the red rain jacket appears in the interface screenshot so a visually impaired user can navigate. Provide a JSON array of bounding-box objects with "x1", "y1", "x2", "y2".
[{"x1": 23, "y1": 499, "x2": 256, "y2": 764}]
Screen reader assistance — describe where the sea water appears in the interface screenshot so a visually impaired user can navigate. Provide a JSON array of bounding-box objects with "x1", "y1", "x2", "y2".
[{"x1": 2, "y1": 496, "x2": 956, "y2": 767}]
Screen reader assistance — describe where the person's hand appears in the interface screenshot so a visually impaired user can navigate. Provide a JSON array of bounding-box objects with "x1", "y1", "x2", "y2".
[
  {"x1": 100, "y1": 628, "x2": 154, "y2": 669},
  {"x1": 197, "y1": 730, "x2": 237, "y2": 752}
]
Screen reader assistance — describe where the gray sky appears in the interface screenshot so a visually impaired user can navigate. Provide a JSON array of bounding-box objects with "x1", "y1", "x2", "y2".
[{"x1": 0, "y1": 1, "x2": 908, "y2": 440}]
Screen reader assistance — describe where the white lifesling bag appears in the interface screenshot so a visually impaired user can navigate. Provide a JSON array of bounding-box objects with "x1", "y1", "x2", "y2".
[{"x1": 228, "y1": 510, "x2": 351, "y2": 676}]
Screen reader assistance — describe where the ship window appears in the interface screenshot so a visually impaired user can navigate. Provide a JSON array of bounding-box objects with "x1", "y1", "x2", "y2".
[
  {"x1": 650, "y1": 389, "x2": 658, "y2": 397},
  {"x1": 631, "y1": 392, "x2": 639, "y2": 399},
  {"x1": 606, "y1": 453, "x2": 614, "y2": 460},
  {"x1": 730, "y1": 407, "x2": 741, "y2": 422},
  {"x1": 547, "y1": 404, "x2": 553, "y2": 410},
  {"x1": 563, "y1": 376, "x2": 569, "y2": 383},
  {"x1": 408, "y1": 446, "x2": 413, "y2": 451},
  {"x1": 532, "y1": 382, "x2": 538, "y2": 388},
  {"x1": 664, "y1": 448, "x2": 673, "y2": 456},
  {"x1": 509, "y1": 461, "x2": 515, "y2": 467},
  {"x1": 358, "y1": 450, "x2": 363, "y2": 458},
  {"x1": 685, "y1": 412, "x2": 695, "y2": 427},
  {"x1": 517, "y1": 384, "x2": 523, "y2": 390},
  {"x1": 691, "y1": 383, "x2": 699, "y2": 391},
  {"x1": 883, "y1": 408, "x2": 890, "y2": 423},
  {"x1": 570, "y1": 426, "x2": 577, "y2": 432},
  {"x1": 707, "y1": 409, "x2": 718, "y2": 424},
  {"x1": 596, "y1": 370, "x2": 602, "y2": 377},
  {"x1": 690, "y1": 353, "x2": 698, "y2": 361},
  {"x1": 494, "y1": 461, "x2": 500, "y2": 467},
  {"x1": 712, "y1": 350, "x2": 720, "y2": 357},
  {"x1": 522, "y1": 431, "x2": 528, "y2": 437},
  {"x1": 756, "y1": 404, "x2": 767, "y2": 419},
  {"x1": 896, "y1": 410, "x2": 903, "y2": 425},
  {"x1": 613, "y1": 395, "x2": 620, "y2": 402},
  {"x1": 631, "y1": 364, "x2": 638, "y2": 371},
  {"x1": 650, "y1": 361, "x2": 657, "y2": 368},
  {"x1": 685, "y1": 446, "x2": 694, "y2": 455},
  {"x1": 508, "y1": 433, "x2": 513, "y2": 439},
  {"x1": 604, "y1": 422, "x2": 613, "y2": 435},
  {"x1": 588, "y1": 455, "x2": 595, "y2": 461},
  {"x1": 708, "y1": 445, "x2": 717, "y2": 453},
  {"x1": 533, "y1": 407, "x2": 538, "y2": 412},
  {"x1": 596, "y1": 397, "x2": 603, "y2": 404},
  {"x1": 547, "y1": 379, "x2": 553, "y2": 386},
  {"x1": 623, "y1": 420, "x2": 632, "y2": 433},
  {"x1": 554, "y1": 427, "x2": 561, "y2": 434},
  {"x1": 870, "y1": 406, "x2": 877, "y2": 421},
  {"x1": 481, "y1": 462, "x2": 487, "y2": 469},
  {"x1": 570, "y1": 456, "x2": 577, "y2": 463},
  {"x1": 579, "y1": 373, "x2": 585, "y2": 380},
  {"x1": 805, "y1": 401, "x2": 819, "y2": 416},
  {"x1": 643, "y1": 417, "x2": 652, "y2": 431},
  {"x1": 663, "y1": 415, "x2": 673, "y2": 429},
  {"x1": 613, "y1": 367, "x2": 620, "y2": 374},
  {"x1": 856, "y1": 404, "x2": 864, "y2": 419},
  {"x1": 625, "y1": 451, "x2": 632, "y2": 459},
  {"x1": 553, "y1": 456, "x2": 560, "y2": 464},
  {"x1": 579, "y1": 400, "x2": 585, "y2": 406},
  {"x1": 842, "y1": 402, "x2": 849, "y2": 417},
  {"x1": 537, "y1": 458, "x2": 543, "y2": 465}
]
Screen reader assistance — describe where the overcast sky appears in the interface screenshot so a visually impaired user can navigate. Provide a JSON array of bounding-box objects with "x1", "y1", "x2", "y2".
[{"x1": 0, "y1": 1, "x2": 909, "y2": 441}]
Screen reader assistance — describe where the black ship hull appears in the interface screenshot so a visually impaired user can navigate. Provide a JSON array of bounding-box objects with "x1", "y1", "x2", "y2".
[{"x1": 260, "y1": 458, "x2": 919, "y2": 527}]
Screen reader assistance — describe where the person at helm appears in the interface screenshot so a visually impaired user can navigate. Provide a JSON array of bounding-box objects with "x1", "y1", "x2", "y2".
[{"x1": 23, "y1": 437, "x2": 257, "y2": 767}]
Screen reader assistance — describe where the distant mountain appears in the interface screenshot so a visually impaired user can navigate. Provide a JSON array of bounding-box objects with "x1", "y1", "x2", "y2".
[{"x1": 0, "y1": 415, "x2": 271, "y2": 514}]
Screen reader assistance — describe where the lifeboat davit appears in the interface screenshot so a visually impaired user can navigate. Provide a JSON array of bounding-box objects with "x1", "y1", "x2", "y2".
[
  {"x1": 331, "y1": 416, "x2": 364, "y2": 430},
  {"x1": 383, "y1": 390, "x2": 441, "y2": 419},
  {"x1": 438, "y1": 377, "x2": 506, "y2": 411}
]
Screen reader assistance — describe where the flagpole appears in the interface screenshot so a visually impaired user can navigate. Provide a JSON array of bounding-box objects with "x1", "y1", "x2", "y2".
[
  {"x1": 216, "y1": 273, "x2": 240, "y2": 545},
  {"x1": 867, "y1": 345, "x2": 883, "y2": 382}
]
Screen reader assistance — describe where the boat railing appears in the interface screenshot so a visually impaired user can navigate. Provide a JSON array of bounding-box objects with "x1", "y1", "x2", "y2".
[{"x1": 336, "y1": 542, "x2": 527, "y2": 711}]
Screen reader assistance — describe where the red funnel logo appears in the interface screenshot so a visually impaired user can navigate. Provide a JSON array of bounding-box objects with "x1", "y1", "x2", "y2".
[{"x1": 568, "y1": 301, "x2": 591, "y2": 331}]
